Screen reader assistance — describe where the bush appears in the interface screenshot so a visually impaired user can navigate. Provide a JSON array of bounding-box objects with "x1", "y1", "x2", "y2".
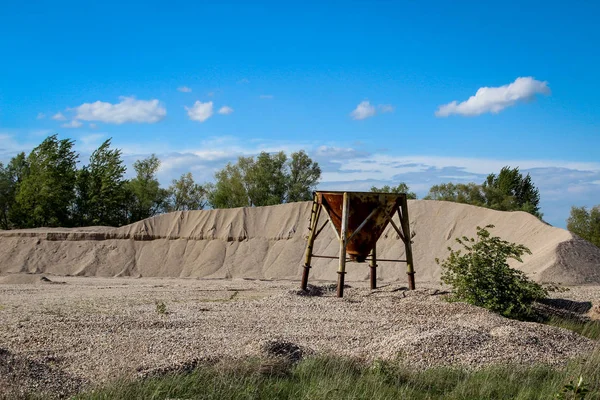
[{"x1": 436, "y1": 225, "x2": 547, "y2": 319}]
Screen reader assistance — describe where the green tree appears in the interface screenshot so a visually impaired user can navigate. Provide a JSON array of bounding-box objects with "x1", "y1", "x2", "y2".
[
  {"x1": 207, "y1": 162, "x2": 250, "y2": 209},
  {"x1": 370, "y1": 183, "x2": 417, "y2": 199},
  {"x1": 437, "y1": 225, "x2": 547, "y2": 319},
  {"x1": 126, "y1": 154, "x2": 168, "y2": 222},
  {"x1": 208, "y1": 150, "x2": 321, "y2": 209},
  {"x1": 483, "y1": 166, "x2": 541, "y2": 217},
  {"x1": 4, "y1": 153, "x2": 29, "y2": 228},
  {"x1": 287, "y1": 150, "x2": 321, "y2": 202},
  {"x1": 167, "y1": 172, "x2": 207, "y2": 211},
  {"x1": 14, "y1": 135, "x2": 78, "y2": 227},
  {"x1": 0, "y1": 163, "x2": 12, "y2": 229},
  {"x1": 245, "y1": 151, "x2": 288, "y2": 206},
  {"x1": 424, "y1": 182, "x2": 485, "y2": 205},
  {"x1": 87, "y1": 139, "x2": 128, "y2": 226},
  {"x1": 567, "y1": 205, "x2": 600, "y2": 248},
  {"x1": 73, "y1": 166, "x2": 92, "y2": 226},
  {"x1": 423, "y1": 167, "x2": 542, "y2": 218}
]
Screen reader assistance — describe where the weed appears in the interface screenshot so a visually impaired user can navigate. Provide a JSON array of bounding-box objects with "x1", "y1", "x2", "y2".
[{"x1": 155, "y1": 300, "x2": 167, "y2": 315}]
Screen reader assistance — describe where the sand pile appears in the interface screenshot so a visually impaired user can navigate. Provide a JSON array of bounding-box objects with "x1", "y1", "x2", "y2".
[{"x1": 0, "y1": 200, "x2": 599, "y2": 284}]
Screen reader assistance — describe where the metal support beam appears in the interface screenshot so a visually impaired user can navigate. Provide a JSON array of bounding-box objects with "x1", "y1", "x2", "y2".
[
  {"x1": 399, "y1": 199, "x2": 416, "y2": 290},
  {"x1": 337, "y1": 192, "x2": 350, "y2": 297},
  {"x1": 370, "y1": 243, "x2": 377, "y2": 290},
  {"x1": 301, "y1": 196, "x2": 320, "y2": 291},
  {"x1": 387, "y1": 214, "x2": 405, "y2": 242}
]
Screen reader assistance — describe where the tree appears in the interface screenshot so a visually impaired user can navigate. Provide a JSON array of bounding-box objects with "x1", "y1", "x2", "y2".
[
  {"x1": 245, "y1": 151, "x2": 288, "y2": 206},
  {"x1": 88, "y1": 139, "x2": 128, "y2": 225},
  {"x1": 437, "y1": 225, "x2": 547, "y2": 319},
  {"x1": 370, "y1": 183, "x2": 417, "y2": 199},
  {"x1": 207, "y1": 162, "x2": 250, "y2": 209},
  {"x1": 4, "y1": 153, "x2": 29, "y2": 228},
  {"x1": 14, "y1": 135, "x2": 78, "y2": 227},
  {"x1": 167, "y1": 172, "x2": 207, "y2": 211},
  {"x1": 423, "y1": 167, "x2": 542, "y2": 218},
  {"x1": 483, "y1": 166, "x2": 541, "y2": 218},
  {"x1": 126, "y1": 154, "x2": 168, "y2": 222},
  {"x1": 287, "y1": 150, "x2": 321, "y2": 202},
  {"x1": 76, "y1": 139, "x2": 128, "y2": 226},
  {"x1": 424, "y1": 182, "x2": 485, "y2": 205},
  {"x1": 208, "y1": 150, "x2": 321, "y2": 209},
  {"x1": 73, "y1": 166, "x2": 92, "y2": 226},
  {"x1": 567, "y1": 205, "x2": 600, "y2": 248},
  {"x1": 0, "y1": 163, "x2": 12, "y2": 229}
]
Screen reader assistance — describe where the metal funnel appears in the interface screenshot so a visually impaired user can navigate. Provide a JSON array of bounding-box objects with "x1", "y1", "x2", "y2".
[
  {"x1": 318, "y1": 192, "x2": 402, "y2": 262},
  {"x1": 301, "y1": 190, "x2": 415, "y2": 297}
]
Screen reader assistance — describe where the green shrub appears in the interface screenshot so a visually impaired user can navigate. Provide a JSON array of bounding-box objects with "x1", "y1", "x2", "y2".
[{"x1": 436, "y1": 225, "x2": 547, "y2": 319}]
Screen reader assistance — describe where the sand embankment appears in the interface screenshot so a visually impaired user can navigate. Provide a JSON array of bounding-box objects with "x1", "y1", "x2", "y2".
[{"x1": 0, "y1": 200, "x2": 599, "y2": 284}]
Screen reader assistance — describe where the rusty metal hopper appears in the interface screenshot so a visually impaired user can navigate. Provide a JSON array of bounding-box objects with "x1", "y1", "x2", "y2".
[
  {"x1": 301, "y1": 190, "x2": 415, "y2": 297},
  {"x1": 317, "y1": 191, "x2": 404, "y2": 262}
]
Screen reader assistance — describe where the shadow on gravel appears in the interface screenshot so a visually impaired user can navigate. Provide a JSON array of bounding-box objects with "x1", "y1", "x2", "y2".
[
  {"x1": 538, "y1": 298, "x2": 593, "y2": 314},
  {"x1": 0, "y1": 347, "x2": 85, "y2": 399},
  {"x1": 535, "y1": 298, "x2": 593, "y2": 322},
  {"x1": 295, "y1": 283, "x2": 351, "y2": 297}
]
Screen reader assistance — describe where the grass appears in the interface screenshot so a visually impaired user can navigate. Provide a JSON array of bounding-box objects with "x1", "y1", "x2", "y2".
[
  {"x1": 76, "y1": 352, "x2": 600, "y2": 400},
  {"x1": 545, "y1": 316, "x2": 600, "y2": 340}
]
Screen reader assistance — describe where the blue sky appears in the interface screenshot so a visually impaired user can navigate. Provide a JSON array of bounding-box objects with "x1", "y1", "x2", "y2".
[{"x1": 1, "y1": 1, "x2": 599, "y2": 227}]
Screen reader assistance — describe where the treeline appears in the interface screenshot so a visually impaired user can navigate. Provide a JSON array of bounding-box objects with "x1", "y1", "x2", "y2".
[
  {"x1": 372, "y1": 167, "x2": 542, "y2": 218},
  {"x1": 374, "y1": 174, "x2": 600, "y2": 249},
  {"x1": 0, "y1": 135, "x2": 321, "y2": 229},
  {"x1": 4, "y1": 134, "x2": 583, "y2": 234}
]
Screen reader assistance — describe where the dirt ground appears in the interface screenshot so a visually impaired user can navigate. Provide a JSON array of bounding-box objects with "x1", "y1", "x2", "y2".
[{"x1": 1, "y1": 275, "x2": 599, "y2": 398}]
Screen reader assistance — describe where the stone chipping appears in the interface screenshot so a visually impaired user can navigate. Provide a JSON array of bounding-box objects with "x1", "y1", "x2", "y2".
[{"x1": 0, "y1": 277, "x2": 598, "y2": 398}]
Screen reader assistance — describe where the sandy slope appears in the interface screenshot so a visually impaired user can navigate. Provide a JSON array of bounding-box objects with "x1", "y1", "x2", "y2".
[{"x1": 0, "y1": 200, "x2": 599, "y2": 284}]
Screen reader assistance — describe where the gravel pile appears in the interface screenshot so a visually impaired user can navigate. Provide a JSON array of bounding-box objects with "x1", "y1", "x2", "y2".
[
  {"x1": 0, "y1": 276, "x2": 598, "y2": 398},
  {"x1": 0, "y1": 347, "x2": 84, "y2": 399}
]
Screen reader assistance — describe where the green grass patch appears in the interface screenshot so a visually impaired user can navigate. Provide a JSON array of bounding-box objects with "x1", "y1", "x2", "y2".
[
  {"x1": 76, "y1": 352, "x2": 600, "y2": 400},
  {"x1": 545, "y1": 316, "x2": 600, "y2": 340}
]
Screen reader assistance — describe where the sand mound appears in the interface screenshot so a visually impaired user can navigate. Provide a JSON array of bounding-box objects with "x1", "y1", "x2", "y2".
[{"x1": 0, "y1": 200, "x2": 599, "y2": 284}]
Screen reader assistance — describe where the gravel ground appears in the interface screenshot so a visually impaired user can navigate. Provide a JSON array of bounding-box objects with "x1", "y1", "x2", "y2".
[{"x1": 0, "y1": 276, "x2": 599, "y2": 398}]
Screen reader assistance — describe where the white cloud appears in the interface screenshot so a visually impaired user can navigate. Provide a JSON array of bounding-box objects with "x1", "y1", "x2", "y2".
[
  {"x1": 89, "y1": 123, "x2": 97, "y2": 129},
  {"x1": 186, "y1": 101, "x2": 214, "y2": 122},
  {"x1": 218, "y1": 106, "x2": 234, "y2": 115},
  {"x1": 436, "y1": 77, "x2": 551, "y2": 117},
  {"x1": 61, "y1": 120, "x2": 83, "y2": 128},
  {"x1": 72, "y1": 97, "x2": 166, "y2": 124},
  {"x1": 321, "y1": 154, "x2": 600, "y2": 183},
  {"x1": 350, "y1": 101, "x2": 376, "y2": 120},
  {"x1": 378, "y1": 104, "x2": 395, "y2": 113},
  {"x1": 36, "y1": 113, "x2": 46, "y2": 120},
  {"x1": 178, "y1": 86, "x2": 192, "y2": 93},
  {"x1": 316, "y1": 146, "x2": 368, "y2": 159},
  {"x1": 259, "y1": 94, "x2": 274, "y2": 99},
  {"x1": 238, "y1": 78, "x2": 250, "y2": 84},
  {"x1": 52, "y1": 112, "x2": 67, "y2": 121}
]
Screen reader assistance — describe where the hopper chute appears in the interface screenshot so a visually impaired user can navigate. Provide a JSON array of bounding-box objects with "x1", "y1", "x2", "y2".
[{"x1": 300, "y1": 191, "x2": 416, "y2": 297}]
